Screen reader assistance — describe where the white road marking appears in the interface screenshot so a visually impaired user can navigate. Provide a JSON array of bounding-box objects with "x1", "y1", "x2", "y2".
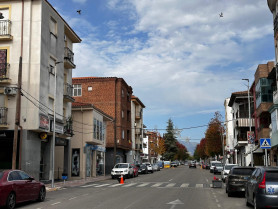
[
  {"x1": 122, "y1": 183, "x2": 137, "y2": 187},
  {"x1": 108, "y1": 183, "x2": 122, "y2": 187},
  {"x1": 180, "y1": 183, "x2": 189, "y2": 188},
  {"x1": 206, "y1": 178, "x2": 209, "y2": 183},
  {"x1": 94, "y1": 184, "x2": 110, "y2": 188},
  {"x1": 137, "y1": 183, "x2": 150, "y2": 187},
  {"x1": 217, "y1": 204, "x2": 221, "y2": 208},
  {"x1": 51, "y1": 202, "x2": 61, "y2": 206},
  {"x1": 151, "y1": 183, "x2": 164, "y2": 187},
  {"x1": 169, "y1": 179, "x2": 173, "y2": 181},
  {"x1": 69, "y1": 197, "x2": 77, "y2": 200},
  {"x1": 196, "y1": 184, "x2": 203, "y2": 188},
  {"x1": 165, "y1": 183, "x2": 176, "y2": 188},
  {"x1": 81, "y1": 184, "x2": 98, "y2": 188},
  {"x1": 215, "y1": 199, "x2": 219, "y2": 203}
]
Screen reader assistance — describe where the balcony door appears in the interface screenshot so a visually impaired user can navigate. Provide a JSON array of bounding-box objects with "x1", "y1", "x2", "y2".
[{"x1": 0, "y1": 49, "x2": 7, "y2": 78}]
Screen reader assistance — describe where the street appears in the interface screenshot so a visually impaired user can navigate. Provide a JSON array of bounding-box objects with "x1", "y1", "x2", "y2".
[{"x1": 16, "y1": 166, "x2": 249, "y2": 209}]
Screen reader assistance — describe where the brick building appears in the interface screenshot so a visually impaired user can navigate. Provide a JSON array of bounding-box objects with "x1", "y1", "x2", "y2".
[{"x1": 72, "y1": 77, "x2": 133, "y2": 173}]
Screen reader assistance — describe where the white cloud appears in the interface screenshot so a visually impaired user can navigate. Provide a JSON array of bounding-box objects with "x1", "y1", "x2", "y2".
[
  {"x1": 72, "y1": 0, "x2": 87, "y2": 3},
  {"x1": 72, "y1": 0, "x2": 274, "y2": 118}
]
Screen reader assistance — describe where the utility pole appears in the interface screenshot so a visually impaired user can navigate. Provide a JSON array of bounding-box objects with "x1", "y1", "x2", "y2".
[{"x1": 12, "y1": 56, "x2": 22, "y2": 169}]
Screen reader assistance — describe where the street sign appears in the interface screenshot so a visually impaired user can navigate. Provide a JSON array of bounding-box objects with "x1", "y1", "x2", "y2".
[
  {"x1": 247, "y1": 131, "x2": 255, "y2": 144},
  {"x1": 260, "y1": 138, "x2": 271, "y2": 149}
]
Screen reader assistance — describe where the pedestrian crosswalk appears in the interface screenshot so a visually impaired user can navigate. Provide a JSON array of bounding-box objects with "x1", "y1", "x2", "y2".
[{"x1": 80, "y1": 182, "x2": 213, "y2": 189}]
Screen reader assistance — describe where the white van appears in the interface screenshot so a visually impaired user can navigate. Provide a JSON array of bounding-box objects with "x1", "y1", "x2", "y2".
[{"x1": 210, "y1": 161, "x2": 221, "y2": 173}]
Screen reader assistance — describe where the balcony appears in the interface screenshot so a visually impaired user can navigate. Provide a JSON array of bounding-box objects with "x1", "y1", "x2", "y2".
[
  {"x1": 0, "y1": 20, "x2": 12, "y2": 41},
  {"x1": 64, "y1": 116, "x2": 73, "y2": 136},
  {"x1": 64, "y1": 47, "x2": 76, "y2": 69},
  {"x1": 135, "y1": 111, "x2": 142, "y2": 119},
  {"x1": 0, "y1": 107, "x2": 8, "y2": 128},
  {"x1": 235, "y1": 118, "x2": 255, "y2": 127},
  {"x1": 63, "y1": 83, "x2": 74, "y2": 102},
  {"x1": 135, "y1": 127, "x2": 142, "y2": 135},
  {"x1": 0, "y1": 63, "x2": 10, "y2": 83},
  {"x1": 275, "y1": 14, "x2": 278, "y2": 39}
]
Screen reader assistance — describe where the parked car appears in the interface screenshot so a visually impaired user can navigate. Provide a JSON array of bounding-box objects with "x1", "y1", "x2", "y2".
[
  {"x1": 245, "y1": 167, "x2": 278, "y2": 209},
  {"x1": 213, "y1": 163, "x2": 223, "y2": 174},
  {"x1": 189, "y1": 161, "x2": 196, "y2": 168},
  {"x1": 0, "y1": 170, "x2": 46, "y2": 209},
  {"x1": 144, "y1": 163, "x2": 153, "y2": 173},
  {"x1": 152, "y1": 163, "x2": 160, "y2": 171},
  {"x1": 111, "y1": 163, "x2": 134, "y2": 179},
  {"x1": 164, "y1": 161, "x2": 171, "y2": 168},
  {"x1": 221, "y1": 164, "x2": 238, "y2": 182},
  {"x1": 138, "y1": 164, "x2": 148, "y2": 174},
  {"x1": 226, "y1": 166, "x2": 255, "y2": 197},
  {"x1": 210, "y1": 161, "x2": 221, "y2": 173},
  {"x1": 157, "y1": 161, "x2": 164, "y2": 169},
  {"x1": 131, "y1": 164, "x2": 139, "y2": 177},
  {"x1": 171, "y1": 161, "x2": 178, "y2": 167}
]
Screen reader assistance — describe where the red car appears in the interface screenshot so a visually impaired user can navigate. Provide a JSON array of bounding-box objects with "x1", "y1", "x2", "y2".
[
  {"x1": 0, "y1": 170, "x2": 46, "y2": 209},
  {"x1": 131, "y1": 164, "x2": 139, "y2": 177}
]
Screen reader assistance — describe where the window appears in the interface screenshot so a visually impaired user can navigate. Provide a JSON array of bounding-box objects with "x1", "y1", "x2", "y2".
[
  {"x1": 122, "y1": 89, "x2": 124, "y2": 97},
  {"x1": 255, "y1": 78, "x2": 273, "y2": 108},
  {"x1": 18, "y1": 171, "x2": 30, "y2": 180},
  {"x1": 122, "y1": 110, "x2": 124, "y2": 118},
  {"x1": 94, "y1": 118, "x2": 103, "y2": 141},
  {"x1": 50, "y1": 17, "x2": 57, "y2": 36},
  {"x1": 0, "y1": 49, "x2": 7, "y2": 78},
  {"x1": 8, "y1": 171, "x2": 22, "y2": 181},
  {"x1": 122, "y1": 130, "x2": 125, "y2": 139},
  {"x1": 88, "y1": 86, "x2": 92, "y2": 91},
  {"x1": 93, "y1": 118, "x2": 97, "y2": 139},
  {"x1": 73, "y1": 84, "x2": 82, "y2": 96},
  {"x1": 100, "y1": 121, "x2": 103, "y2": 140}
]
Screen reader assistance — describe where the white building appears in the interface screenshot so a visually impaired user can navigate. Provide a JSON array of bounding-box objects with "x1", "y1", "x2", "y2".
[{"x1": 0, "y1": 0, "x2": 81, "y2": 181}]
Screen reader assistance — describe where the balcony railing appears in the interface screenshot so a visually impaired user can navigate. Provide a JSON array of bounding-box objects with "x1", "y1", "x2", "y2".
[
  {"x1": 235, "y1": 118, "x2": 255, "y2": 127},
  {"x1": 0, "y1": 107, "x2": 8, "y2": 125},
  {"x1": 0, "y1": 20, "x2": 12, "y2": 40},
  {"x1": 64, "y1": 47, "x2": 75, "y2": 68},
  {"x1": 63, "y1": 83, "x2": 74, "y2": 102},
  {"x1": 64, "y1": 116, "x2": 73, "y2": 136},
  {"x1": 0, "y1": 63, "x2": 10, "y2": 80}
]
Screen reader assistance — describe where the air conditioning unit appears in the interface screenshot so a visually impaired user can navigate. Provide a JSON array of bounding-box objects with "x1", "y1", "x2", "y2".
[{"x1": 4, "y1": 87, "x2": 17, "y2": 95}]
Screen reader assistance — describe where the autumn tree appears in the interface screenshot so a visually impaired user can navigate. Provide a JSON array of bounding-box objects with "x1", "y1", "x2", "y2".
[
  {"x1": 163, "y1": 119, "x2": 178, "y2": 161},
  {"x1": 175, "y1": 141, "x2": 189, "y2": 160},
  {"x1": 205, "y1": 112, "x2": 224, "y2": 158},
  {"x1": 149, "y1": 136, "x2": 166, "y2": 156}
]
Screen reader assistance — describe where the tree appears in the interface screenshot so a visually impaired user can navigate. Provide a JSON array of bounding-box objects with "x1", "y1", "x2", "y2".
[
  {"x1": 175, "y1": 141, "x2": 189, "y2": 160},
  {"x1": 149, "y1": 136, "x2": 166, "y2": 156},
  {"x1": 163, "y1": 119, "x2": 178, "y2": 161},
  {"x1": 205, "y1": 112, "x2": 224, "y2": 158}
]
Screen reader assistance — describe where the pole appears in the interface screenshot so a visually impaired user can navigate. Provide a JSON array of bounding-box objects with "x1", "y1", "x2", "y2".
[
  {"x1": 12, "y1": 57, "x2": 22, "y2": 169},
  {"x1": 265, "y1": 149, "x2": 268, "y2": 167}
]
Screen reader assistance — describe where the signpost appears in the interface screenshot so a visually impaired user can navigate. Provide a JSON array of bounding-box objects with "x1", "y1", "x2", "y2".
[{"x1": 260, "y1": 138, "x2": 271, "y2": 167}]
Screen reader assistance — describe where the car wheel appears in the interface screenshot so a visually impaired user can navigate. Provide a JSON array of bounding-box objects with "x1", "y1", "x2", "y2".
[
  {"x1": 245, "y1": 192, "x2": 251, "y2": 207},
  {"x1": 38, "y1": 187, "x2": 46, "y2": 202},
  {"x1": 6, "y1": 192, "x2": 16, "y2": 209},
  {"x1": 227, "y1": 192, "x2": 232, "y2": 197}
]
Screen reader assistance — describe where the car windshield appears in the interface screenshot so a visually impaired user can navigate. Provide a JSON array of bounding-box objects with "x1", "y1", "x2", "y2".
[
  {"x1": 225, "y1": 165, "x2": 236, "y2": 170},
  {"x1": 0, "y1": 171, "x2": 3, "y2": 180},
  {"x1": 215, "y1": 163, "x2": 223, "y2": 167},
  {"x1": 266, "y1": 171, "x2": 278, "y2": 181},
  {"x1": 114, "y1": 164, "x2": 128, "y2": 168},
  {"x1": 140, "y1": 165, "x2": 146, "y2": 168},
  {"x1": 231, "y1": 168, "x2": 255, "y2": 175}
]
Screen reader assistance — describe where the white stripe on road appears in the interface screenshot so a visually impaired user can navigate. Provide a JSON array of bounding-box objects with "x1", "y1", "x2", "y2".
[
  {"x1": 151, "y1": 183, "x2": 164, "y2": 187},
  {"x1": 180, "y1": 183, "x2": 189, "y2": 188},
  {"x1": 81, "y1": 184, "x2": 98, "y2": 188},
  {"x1": 51, "y1": 202, "x2": 61, "y2": 206},
  {"x1": 196, "y1": 184, "x2": 203, "y2": 188},
  {"x1": 165, "y1": 183, "x2": 176, "y2": 188},
  {"x1": 109, "y1": 184, "x2": 122, "y2": 187},
  {"x1": 69, "y1": 197, "x2": 77, "y2": 200},
  {"x1": 137, "y1": 183, "x2": 150, "y2": 187},
  {"x1": 122, "y1": 183, "x2": 138, "y2": 187},
  {"x1": 94, "y1": 184, "x2": 110, "y2": 188}
]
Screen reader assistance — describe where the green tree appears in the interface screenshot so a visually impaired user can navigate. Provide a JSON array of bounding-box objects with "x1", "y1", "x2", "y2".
[{"x1": 163, "y1": 119, "x2": 178, "y2": 161}]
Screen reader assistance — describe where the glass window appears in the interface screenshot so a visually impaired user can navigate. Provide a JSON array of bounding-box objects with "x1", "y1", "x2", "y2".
[
  {"x1": 93, "y1": 118, "x2": 97, "y2": 139},
  {"x1": 114, "y1": 163, "x2": 128, "y2": 168},
  {"x1": 73, "y1": 84, "x2": 82, "y2": 96},
  {"x1": 8, "y1": 171, "x2": 22, "y2": 181},
  {"x1": 122, "y1": 130, "x2": 125, "y2": 139},
  {"x1": 96, "y1": 120, "x2": 100, "y2": 139},
  {"x1": 100, "y1": 121, "x2": 103, "y2": 140},
  {"x1": 0, "y1": 171, "x2": 3, "y2": 180},
  {"x1": 271, "y1": 111, "x2": 278, "y2": 132},
  {"x1": 49, "y1": 17, "x2": 57, "y2": 35},
  {"x1": 231, "y1": 168, "x2": 255, "y2": 175},
  {"x1": 256, "y1": 78, "x2": 273, "y2": 108},
  {"x1": 18, "y1": 171, "x2": 30, "y2": 180},
  {"x1": 266, "y1": 171, "x2": 278, "y2": 181}
]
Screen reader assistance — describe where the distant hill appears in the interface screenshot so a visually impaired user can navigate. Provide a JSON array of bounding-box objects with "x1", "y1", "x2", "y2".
[{"x1": 178, "y1": 140, "x2": 198, "y2": 156}]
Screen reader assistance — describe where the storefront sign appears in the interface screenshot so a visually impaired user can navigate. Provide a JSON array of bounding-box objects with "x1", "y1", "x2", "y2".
[
  {"x1": 55, "y1": 137, "x2": 67, "y2": 146},
  {"x1": 50, "y1": 120, "x2": 64, "y2": 134},
  {"x1": 86, "y1": 144, "x2": 106, "y2": 152},
  {"x1": 247, "y1": 131, "x2": 255, "y2": 144},
  {"x1": 39, "y1": 114, "x2": 49, "y2": 131}
]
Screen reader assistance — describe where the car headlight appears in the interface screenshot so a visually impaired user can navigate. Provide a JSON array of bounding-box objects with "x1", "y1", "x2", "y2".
[{"x1": 111, "y1": 169, "x2": 114, "y2": 172}]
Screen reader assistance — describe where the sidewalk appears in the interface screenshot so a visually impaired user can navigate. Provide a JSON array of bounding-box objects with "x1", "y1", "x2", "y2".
[{"x1": 45, "y1": 175, "x2": 111, "y2": 192}]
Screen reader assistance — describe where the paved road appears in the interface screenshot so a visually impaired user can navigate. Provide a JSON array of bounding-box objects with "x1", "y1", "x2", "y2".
[{"x1": 16, "y1": 166, "x2": 250, "y2": 209}]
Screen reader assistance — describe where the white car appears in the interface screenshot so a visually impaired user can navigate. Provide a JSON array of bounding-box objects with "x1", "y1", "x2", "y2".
[
  {"x1": 221, "y1": 164, "x2": 238, "y2": 182},
  {"x1": 111, "y1": 163, "x2": 134, "y2": 179},
  {"x1": 210, "y1": 161, "x2": 221, "y2": 173},
  {"x1": 144, "y1": 163, "x2": 153, "y2": 173}
]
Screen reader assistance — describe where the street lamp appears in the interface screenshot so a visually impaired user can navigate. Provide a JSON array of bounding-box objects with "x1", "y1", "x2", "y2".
[
  {"x1": 51, "y1": 61, "x2": 63, "y2": 188},
  {"x1": 242, "y1": 78, "x2": 253, "y2": 166}
]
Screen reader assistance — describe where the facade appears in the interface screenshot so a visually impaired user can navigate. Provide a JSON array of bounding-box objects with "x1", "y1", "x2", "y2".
[
  {"x1": 228, "y1": 91, "x2": 255, "y2": 166},
  {"x1": 146, "y1": 131, "x2": 160, "y2": 164},
  {"x1": 127, "y1": 95, "x2": 145, "y2": 165},
  {"x1": 224, "y1": 98, "x2": 234, "y2": 163},
  {"x1": 63, "y1": 103, "x2": 113, "y2": 180},
  {"x1": 72, "y1": 77, "x2": 133, "y2": 174},
  {"x1": 142, "y1": 135, "x2": 149, "y2": 162},
  {"x1": 0, "y1": 0, "x2": 81, "y2": 180}
]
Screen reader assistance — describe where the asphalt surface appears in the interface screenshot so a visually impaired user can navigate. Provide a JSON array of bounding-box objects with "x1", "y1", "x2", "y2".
[{"x1": 15, "y1": 166, "x2": 250, "y2": 209}]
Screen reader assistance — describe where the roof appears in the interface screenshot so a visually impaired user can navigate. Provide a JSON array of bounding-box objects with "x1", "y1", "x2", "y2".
[
  {"x1": 72, "y1": 102, "x2": 114, "y2": 121},
  {"x1": 131, "y1": 95, "x2": 146, "y2": 108},
  {"x1": 45, "y1": 0, "x2": 82, "y2": 43},
  {"x1": 228, "y1": 91, "x2": 248, "y2": 107}
]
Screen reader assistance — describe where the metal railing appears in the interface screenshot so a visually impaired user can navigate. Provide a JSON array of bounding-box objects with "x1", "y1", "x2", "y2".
[
  {"x1": 64, "y1": 47, "x2": 75, "y2": 65},
  {"x1": 0, "y1": 63, "x2": 9, "y2": 79},
  {"x1": 0, "y1": 107, "x2": 7, "y2": 125},
  {"x1": 64, "y1": 83, "x2": 73, "y2": 97},
  {"x1": 64, "y1": 116, "x2": 73, "y2": 136},
  {"x1": 0, "y1": 20, "x2": 11, "y2": 36}
]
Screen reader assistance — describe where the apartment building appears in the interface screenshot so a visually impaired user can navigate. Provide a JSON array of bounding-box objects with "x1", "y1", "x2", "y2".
[
  {"x1": 128, "y1": 95, "x2": 145, "y2": 165},
  {"x1": 0, "y1": 0, "x2": 81, "y2": 180},
  {"x1": 72, "y1": 77, "x2": 133, "y2": 174}
]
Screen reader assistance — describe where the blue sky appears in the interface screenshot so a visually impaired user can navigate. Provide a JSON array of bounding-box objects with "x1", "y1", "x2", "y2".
[{"x1": 48, "y1": 0, "x2": 275, "y2": 143}]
